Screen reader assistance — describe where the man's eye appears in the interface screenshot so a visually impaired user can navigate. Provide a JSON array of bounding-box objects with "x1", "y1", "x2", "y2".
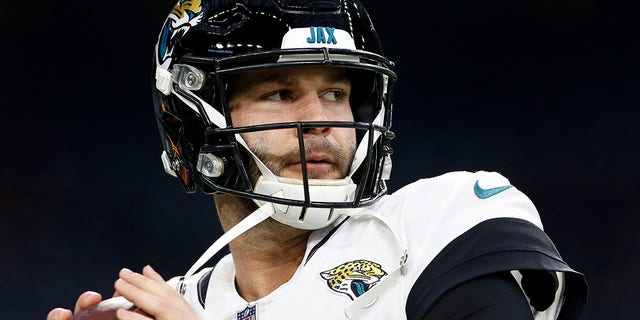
[
  {"x1": 323, "y1": 90, "x2": 345, "y2": 102},
  {"x1": 264, "y1": 90, "x2": 291, "y2": 101}
]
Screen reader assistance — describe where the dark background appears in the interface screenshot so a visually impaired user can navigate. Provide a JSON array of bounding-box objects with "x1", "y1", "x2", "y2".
[{"x1": 2, "y1": 0, "x2": 638, "y2": 319}]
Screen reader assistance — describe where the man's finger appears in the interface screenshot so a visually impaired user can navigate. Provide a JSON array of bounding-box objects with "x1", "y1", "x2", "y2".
[
  {"x1": 116, "y1": 308, "x2": 153, "y2": 320},
  {"x1": 47, "y1": 308, "x2": 72, "y2": 320},
  {"x1": 114, "y1": 278, "x2": 168, "y2": 316},
  {"x1": 118, "y1": 268, "x2": 167, "y2": 297},
  {"x1": 142, "y1": 265, "x2": 165, "y2": 282},
  {"x1": 73, "y1": 291, "x2": 102, "y2": 313}
]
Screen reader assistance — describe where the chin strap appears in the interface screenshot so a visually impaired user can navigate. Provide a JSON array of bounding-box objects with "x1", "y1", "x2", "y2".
[{"x1": 176, "y1": 202, "x2": 276, "y2": 294}]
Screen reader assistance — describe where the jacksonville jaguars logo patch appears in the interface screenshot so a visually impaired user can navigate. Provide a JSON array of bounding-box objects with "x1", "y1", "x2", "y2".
[
  {"x1": 156, "y1": 0, "x2": 204, "y2": 69},
  {"x1": 320, "y1": 259, "x2": 387, "y2": 300}
]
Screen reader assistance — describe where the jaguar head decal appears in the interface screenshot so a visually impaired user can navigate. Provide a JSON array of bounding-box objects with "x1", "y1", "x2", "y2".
[
  {"x1": 320, "y1": 260, "x2": 387, "y2": 301},
  {"x1": 156, "y1": 0, "x2": 203, "y2": 69}
]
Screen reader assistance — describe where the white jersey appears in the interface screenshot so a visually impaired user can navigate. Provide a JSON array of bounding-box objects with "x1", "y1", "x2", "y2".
[{"x1": 171, "y1": 171, "x2": 586, "y2": 320}]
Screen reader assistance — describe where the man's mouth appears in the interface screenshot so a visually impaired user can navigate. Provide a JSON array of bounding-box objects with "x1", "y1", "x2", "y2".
[
  {"x1": 283, "y1": 153, "x2": 338, "y2": 178},
  {"x1": 301, "y1": 153, "x2": 334, "y2": 166},
  {"x1": 276, "y1": 150, "x2": 347, "y2": 179}
]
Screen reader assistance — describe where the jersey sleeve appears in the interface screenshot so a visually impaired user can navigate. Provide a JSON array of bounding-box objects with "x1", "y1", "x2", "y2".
[
  {"x1": 419, "y1": 271, "x2": 534, "y2": 320},
  {"x1": 405, "y1": 217, "x2": 587, "y2": 319},
  {"x1": 382, "y1": 171, "x2": 587, "y2": 319}
]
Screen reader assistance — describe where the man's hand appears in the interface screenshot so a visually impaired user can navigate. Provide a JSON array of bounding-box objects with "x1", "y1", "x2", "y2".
[
  {"x1": 114, "y1": 265, "x2": 199, "y2": 320},
  {"x1": 46, "y1": 266, "x2": 198, "y2": 320},
  {"x1": 47, "y1": 291, "x2": 103, "y2": 320}
]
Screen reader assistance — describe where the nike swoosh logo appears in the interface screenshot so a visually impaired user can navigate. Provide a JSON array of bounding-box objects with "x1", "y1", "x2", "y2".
[{"x1": 473, "y1": 180, "x2": 512, "y2": 199}]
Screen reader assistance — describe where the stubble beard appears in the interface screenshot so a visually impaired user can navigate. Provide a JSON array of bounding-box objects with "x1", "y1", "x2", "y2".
[{"x1": 244, "y1": 130, "x2": 356, "y2": 183}]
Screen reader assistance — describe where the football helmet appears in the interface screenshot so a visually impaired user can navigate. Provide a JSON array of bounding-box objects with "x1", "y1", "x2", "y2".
[{"x1": 152, "y1": 0, "x2": 397, "y2": 229}]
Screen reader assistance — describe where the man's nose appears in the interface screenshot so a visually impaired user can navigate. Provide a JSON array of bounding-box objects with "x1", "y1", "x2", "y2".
[{"x1": 295, "y1": 93, "x2": 331, "y2": 137}]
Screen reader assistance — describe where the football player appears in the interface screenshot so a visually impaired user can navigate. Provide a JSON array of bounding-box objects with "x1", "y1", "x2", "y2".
[{"x1": 48, "y1": 0, "x2": 587, "y2": 319}]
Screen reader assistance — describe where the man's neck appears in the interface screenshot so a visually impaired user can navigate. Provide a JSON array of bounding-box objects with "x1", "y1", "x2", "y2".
[{"x1": 214, "y1": 194, "x2": 312, "y2": 301}]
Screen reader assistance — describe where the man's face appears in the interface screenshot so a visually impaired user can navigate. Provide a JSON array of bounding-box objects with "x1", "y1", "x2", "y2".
[{"x1": 227, "y1": 66, "x2": 357, "y2": 181}]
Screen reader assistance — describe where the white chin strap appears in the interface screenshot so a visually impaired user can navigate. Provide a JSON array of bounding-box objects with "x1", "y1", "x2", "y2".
[{"x1": 178, "y1": 202, "x2": 276, "y2": 293}]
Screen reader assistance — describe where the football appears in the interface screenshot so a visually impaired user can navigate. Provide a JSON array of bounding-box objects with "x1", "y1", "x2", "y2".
[{"x1": 70, "y1": 296, "x2": 148, "y2": 320}]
